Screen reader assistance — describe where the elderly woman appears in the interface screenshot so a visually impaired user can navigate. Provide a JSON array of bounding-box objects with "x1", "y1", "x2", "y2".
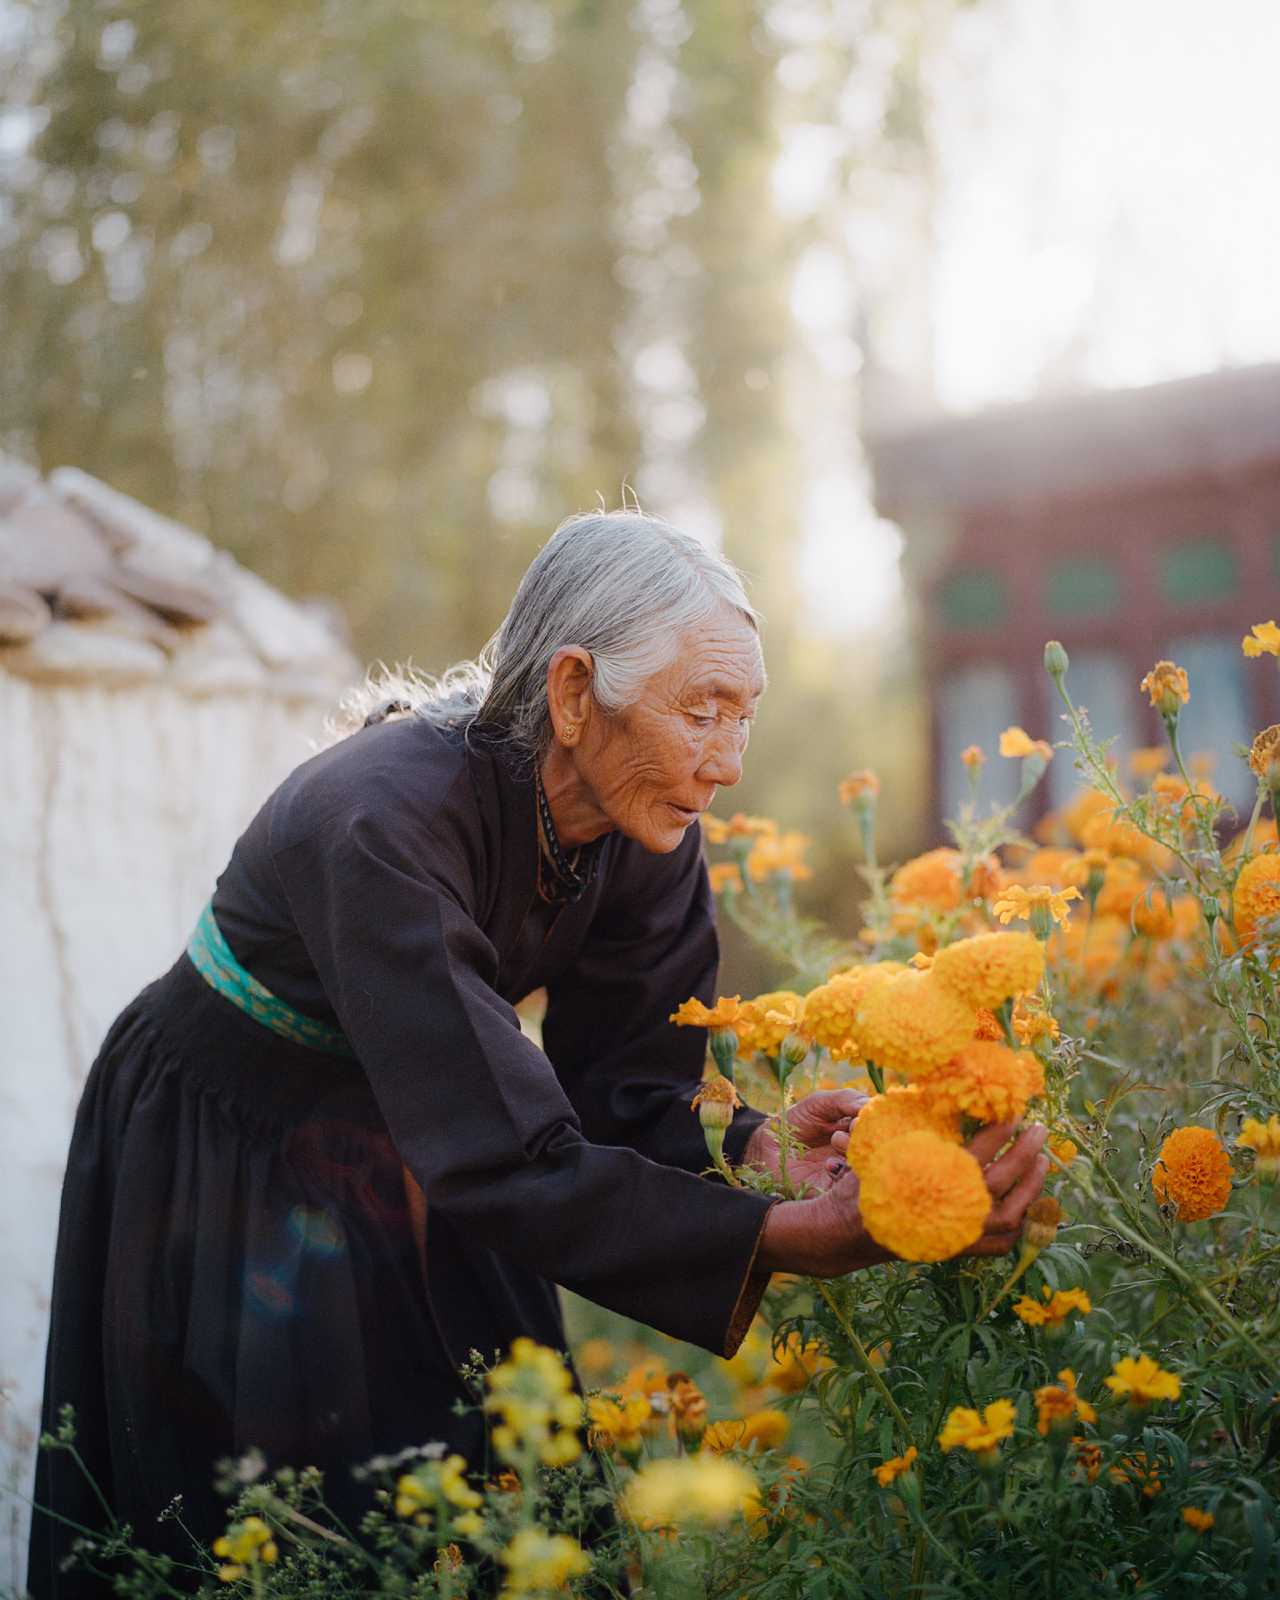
[{"x1": 31, "y1": 511, "x2": 1046, "y2": 1594}]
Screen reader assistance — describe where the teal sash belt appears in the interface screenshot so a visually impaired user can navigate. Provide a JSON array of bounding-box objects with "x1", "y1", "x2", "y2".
[{"x1": 186, "y1": 902, "x2": 355, "y2": 1060}]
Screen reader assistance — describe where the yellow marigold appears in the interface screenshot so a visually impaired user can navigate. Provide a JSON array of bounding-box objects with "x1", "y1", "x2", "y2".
[
  {"x1": 587, "y1": 1393, "x2": 650, "y2": 1458},
  {"x1": 1034, "y1": 1369, "x2": 1097, "y2": 1435},
  {"x1": 670, "y1": 995, "x2": 742, "y2": 1029},
  {"x1": 1129, "y1": 746, "x2": 1169, "y2": 780},
  {"x1": 1232, "y1": 851, "x2": 1280, "y2": 939},
  {"x1": 735, "y1": 990, "x2": 804, "y2": 1056},
  {"x1": 1012, "y1": 1286, "x2": 1092, "y2": 1329},
  {"x1": 622, "y1": 1455, "x2": 761, "y2": 1528},
  {"x1": 931, "y1": 931, "x2": 1045, "y2": 1009},
  {"x1": 889, "y1": 847, "x2": 967, "y2": 912},
  {"x1": 1104, "y1": 1354, "x2": 1181, "y2": 1406},
  {"x1": 992, "y1": 883, "x2": 1081, "y2": 929},
  {"x1": 801, "y1": 971, "x2": 869, "y2": 1056},
  {"x1": 1047, "y1": 1134, "x2": 1078, "y2": 1165},
  {"x1": 938, "y1": 1399, "x2": 1017, "y2": 1459},
  {"x1": 999, "y1": 726, "x2": 1053, "y2": 762},
  {"x1": 1238, "y1": 1113, "x2": 1280, "y2": 1177},
  {"x1": 839, "y1": 769, "x2": 880, "y2": 804},
  {"x1": 855, "y1": 970, "x2": 978, "y2": 1079},
  {"x1": 766, "y1": 1333, "x2": 830, "y2": 1394},
  {"x1": 845, "y1": 1084, "x2": 963, "y2": 1176},
  {"x1": 746, "y1": 830, "x2": 812, "y2": 883},
  {"x1": 499, "y1": 1527, "x2": 590, "y2": 1592},
  {"x1": 1249, "y1": 724, "x2": 1280, "y2": 781},
  {"x1": 858, "y1": 1130, "x2": 990, "y2": 1262},
  {"x1": 921, "y1": 1041, "x2": 1044, "y2": 1126},
  {"x1": 1242, "y1": 620, "x2": 1280, "y2": 658},
  {"x1": 1074, "y1": 1437, "x2": 1102, "y2": 1483},
  {"x1": 702, "y1": 812, "x2": 777, "y2": 844},
  {"x1": 1151, "y1": 1126, "x2": 1232, "y2": 1222},
  {"x1": 708, "y1": 862, "x2": 744, "y2": 895},
  {"x1": 1181, "y1": 1506, "x2": 1215, "y2": 1533},
  {"x1": 873, "y1": 1445, "x2": 918, "y2": 1487},
  {"x1": 1013, "y1": 995, "x2": 1060, "y2": 1047},
  {"x1": 1139, "y1": 659, "x2": 1190, "y2": 711},
  {"x1": 704, "y1": 1409, "x2": 790, "y2": 1454},
  {"x1": 667, "y1": 1373, "x2": 709, "y2": 1447}
]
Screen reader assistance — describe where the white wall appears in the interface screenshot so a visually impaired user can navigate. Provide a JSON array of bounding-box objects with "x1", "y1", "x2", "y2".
[{"x1": 0, "y1": 677, "x2": 331, "y2": 1596}]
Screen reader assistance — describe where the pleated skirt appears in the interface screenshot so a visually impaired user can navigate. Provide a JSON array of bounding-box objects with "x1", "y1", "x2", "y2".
[{"x1": 28, "y1": 954, "x2": 479, "y2": 1598}]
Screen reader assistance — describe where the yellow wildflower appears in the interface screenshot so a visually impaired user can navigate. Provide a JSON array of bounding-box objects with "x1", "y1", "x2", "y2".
[
  {"x1": 1238, "y1": 1113, "x2": 1280, "y2": 1177},
  {"x1": 704, "y1": 1409, "x2": 790, "y2": 1455},
  {"x1": 746, "y1": 830, "x2": 812, "y2": 882},
  {"x1": 702, "y1": 812, "x2": 777, "y2": 844},
  {"x1": 1232, "y1": 852, "x2": 1280, "y2": 940},
  {"x1": 844, "y1": 1084, "x2": 963, "y2": 1176},
  {"x1": 855, "y1": 969, "x2": 978, "y2": 1079},
  {"x1": 1104, "y1": 1354, "x2": 1181, "y2": 1407},
  {"x1": 992, "y1": 883, "x2": 1081, "y2": 934},
  {"x1": 669, "y1": 994, "x2": 742, "y2": 1029},
  {"x1": 1034, "y1": 1370, "x2": 1097, "y2": 1435},
  {"x1": 486, "y1": 1338, "x2": 583, "y2": 1467},
  {"x1": 1181, "y1": 1506, "x2": 1215, "y2": 1533},
  {"x1": 1151, "y1": 1126, "x2": 1232, "y2": 1222},
  {"x1": 622, "y1": 1455, "x2": 761, "y2": 1528},
  {"x1": 921, "y1": 1041, "x2": 1044, "y2": 1126},
  {"x1": 213, "y1": 1516, "x2": 278, "y2": 1582},
  {"x1": 1242, "y1": 620, "x2": 1280, "y2": 658},
  {"x1": 708, "y1": 861, "x2": 744, "y2": 895},
  {"x1": 587, "y1": 1393, "x2": 650, "y2": 1460},
  {"x1": 1013, "y1": 995, "x2": 1061, "y2": 1047},
  {"x1": 1139, "y1": 659, "x2": 1190, "y2": 713},
  {"x1": 858, "y1": 1131, "x2": 991, "y2": 1262},
  {"x1": 735, "y1": 990, "x2": 804, "y2": 1057},
  {"x1": 839, "y1": 769, "x2": 880, "y2": 804},
  {"x1": 499, "y1": 1527, "x2": 590, "y2": 1595},
  {"x1": 874, "y1": 1445, "x2": 919, "y2": 1487},
  {"x1": 1047, "y1": 1134, "x2": 1078, "y2": 1165},
  {"x1": 931, "y1": 931, "x2": 1045, "y2": 1010},
  {"x1": 938, "y1": 1399, "x2": 1016, "y2": 1465},
  {"x1": 999, "y1": 726, "x2": 1053, "y2": 762},
  {"x1": 1012, "y1": 1285, "x2": 1092, "y2": 1330}
]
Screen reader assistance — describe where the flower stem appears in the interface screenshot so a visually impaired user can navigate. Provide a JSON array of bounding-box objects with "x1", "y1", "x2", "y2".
[{"x1": 811, "y1": 1278, "x2": 914, "y2": 1443}]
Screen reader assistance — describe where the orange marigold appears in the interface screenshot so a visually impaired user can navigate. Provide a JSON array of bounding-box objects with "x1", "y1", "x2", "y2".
[
  {"x1": 938, "y1": 1399, "x2": 1016, "y2": 1457},
  {"x1": 889, "y1": 847, "x2": 967, "y2": 912},
  {"x1": 670, "y1": 995, "x2": 742, "y2": 1029},
  {"x1": 1139, "y1": 659, "x2": 1190, "y2": 712},
  {"x1": 845, "y1": 1084, "x2": 963, "y2": 1176},
  {"x1": 1181, "y1": 1506, "x2": 1215, "y2": 1533},
  {"x1": 931, "y1": 931, "x2": 1045, "y2": 1009},
  {"x1": 921, "y1": 1041, "x2": 1044, "y2": 1126},
  {"x1": 746, "y1": 830, "x2": 812, "y2": 883},
  {"x1": 873, "y1": 1445, "x2": 918, "y2": 1487},
  {"x1": 1151, "y1": 1126, "x2": 1232, "y2": 1221},
  {"x1": 1013, "y1": 995, "x2": 1060, "y2": 1046},
  {"x1": 708, "y1": 862, "x2": 744, "y2": 896},
  {"x1": 1013, "y1": 1285, "x2": 1092, "y2": 1329},
  {"x1": 1238, "y1": 1113, "x2": 1280, "y2": 1177},
  {"x1": 734, "y1": 991, "x2": 804, "y2": 1057},
  {"x1": 1034, "y1": 1370, "x2": 1097, "y2": 1435},
  {"x1": 855, "y1": 970, "x2": 978, "y2": 1079},
  {"x1": 992, "y1": 883, "x2": 1082, "y2": 929},
  {"x1": 998, "y1": 726, "x2": 1053, "y2": 762},
  {"x1": 839, "y1": 770, "x2": 880, "y2": 805},
  {"x1": 1104, "y1": 1354, "x2": 1181, "y2": 1406},
  {"x1": 1242, "y1": 620, "x2": 1280, "y2": 658},
  {"x1": 858, "y1": 1131, "x2": 990, "y2": 1261},
  {"x1": 1232, "y1": 851, "x2": 1280, "y2": 939}
]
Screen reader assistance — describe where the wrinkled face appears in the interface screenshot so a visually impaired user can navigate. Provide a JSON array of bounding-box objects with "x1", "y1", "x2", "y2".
[{"x1": 578, "y1": 609, "x2": 766, "y2": 853}]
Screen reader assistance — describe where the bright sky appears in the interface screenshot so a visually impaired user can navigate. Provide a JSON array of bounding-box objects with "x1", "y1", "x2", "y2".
[{"x1": 786, "y1": 0, "x2": 1280, "y2": 632}]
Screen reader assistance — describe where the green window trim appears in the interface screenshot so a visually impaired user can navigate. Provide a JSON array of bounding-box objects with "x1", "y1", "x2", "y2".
[
  {"x1": 1046, "y1": 557, "x2": 1121, "y2": 617},
  {"x1": 939, "y1": 568, "x2": 1008, "y2": 631},
  {"x1": 1160, "y1": 538, "x2": 1238, "y2": 606}
]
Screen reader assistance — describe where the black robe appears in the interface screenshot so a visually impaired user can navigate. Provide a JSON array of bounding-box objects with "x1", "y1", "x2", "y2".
[{"x1": 29, "y1": 716, "x2": 771, "y2": 1596}]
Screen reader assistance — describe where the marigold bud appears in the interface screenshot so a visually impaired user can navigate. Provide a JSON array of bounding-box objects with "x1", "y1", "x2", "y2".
[
  {"x1": 1022, "y1": 1195, "x2": 1064, "y2": 1252},
  {"x1": 1139, "y1": 660, "x2": 1190, "y2": 721},
  {"x1": 1044, "y1": 640, "x2": 1069, "y2": 680}
]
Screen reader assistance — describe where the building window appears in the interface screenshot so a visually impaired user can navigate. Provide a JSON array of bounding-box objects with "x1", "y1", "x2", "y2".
[
  {"x1": 938, "y1": 663, "x2": 1021, "y2": 819},
  {"x1": 1164, "y1": 634, "x2": 1253, "y2": 811},
  {"x1": 1160, "y1": 538, "x2": 1238, "y2": 605},
  {"x1": 1046, "y1": 557, "x2": 1121, "y2": 618},
  {"x1": 938, "y1": 569, "x2": 1008, "y2": 631},
  {"x1": 1044, "y1": 651, "x2": 1138, "y2": 810}
]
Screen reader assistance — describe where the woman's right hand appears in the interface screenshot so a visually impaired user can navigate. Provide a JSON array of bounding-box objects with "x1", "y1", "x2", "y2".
[{"x1": 756, "y1": 1122, "x2": 1049, "y2": 1278}]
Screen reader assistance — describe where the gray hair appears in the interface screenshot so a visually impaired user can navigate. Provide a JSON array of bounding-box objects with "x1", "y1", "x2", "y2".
[{"x1": 333, "y1": 510, "x2": 759, "y2": 763}]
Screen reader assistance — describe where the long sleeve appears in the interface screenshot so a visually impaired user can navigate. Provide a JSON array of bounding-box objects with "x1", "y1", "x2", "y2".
[
  {"x1": 541, "y1": 825, "x2": 766, "y2": 1174},
  {"x1": 267, "y1": 771, "x2": 774, "y2": 1357}
]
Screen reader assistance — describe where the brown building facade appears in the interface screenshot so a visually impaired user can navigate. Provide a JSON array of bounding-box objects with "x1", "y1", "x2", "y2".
[{"x1": 869, "y1": 363, "x2": 1280, "y2": 827}]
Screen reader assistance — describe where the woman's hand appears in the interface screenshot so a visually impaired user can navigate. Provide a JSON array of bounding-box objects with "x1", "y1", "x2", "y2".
[
  {"x1": 742, "y1": 1088, "x2": 867, "y2": 1194},
  {"x1": 757, "y1": 1121, "x2": 1050, "y2": 1278}
]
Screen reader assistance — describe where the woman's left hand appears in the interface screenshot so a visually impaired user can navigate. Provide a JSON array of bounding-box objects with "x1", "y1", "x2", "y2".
[{"x1": 743, "y1": 1088, "x2": 867, "y2": 1194}]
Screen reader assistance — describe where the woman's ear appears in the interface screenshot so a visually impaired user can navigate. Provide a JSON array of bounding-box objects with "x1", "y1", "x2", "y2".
[{"x1": 546, "y1": 647, "x2": 594, "y2": 747}]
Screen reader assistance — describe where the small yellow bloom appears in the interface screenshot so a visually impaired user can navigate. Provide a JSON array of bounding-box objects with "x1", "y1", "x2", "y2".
[
  {"x1": 999, "y1": 726, "x2": 1053, "y2": 762},
  {"x1": 622, "y1": 1455, "x2": 761, "y2": 1528},
  {"x1": 1181, "y1": 1506, "x2": 1215, "y2": 1533},
  {"x1": 735, "y1": 990, "x2": 805, "y2": 1056},
  {"x1": 992, "y1": 883, "x2": 1082, "y2": 932},
  {"x1": 839, "y1": 769, "x2": 880, "y2": 804},
  {"x1": 702, "y1": 812, "x2": 777, "y2": 844},
  {"x1": 1238, "y1": 1113, "x2": 1280, "y2": 1177},
  {"x1": 1139, "y1": 659, "x2": 1190, "y2": 714},
  {"x1": 1242, "y1": 620, "x2": 1280, "y2": 658},
  {"x1": 1034, "y1": 1369, "x2": 1097, "y2": 1435},
  {"x1": 746, "y1": 829, "x2": 812, "y2": 882},
  {"x1": 587, "y1": 1392, "x2": 650, "y2": 1459},
  {"x1": 669, "y1": 994, "x2": 742, "y2": 1029},
  {"x1": 708, "y1": 861, "x2": 744, "y2": 895},
  {"x1": 1104, "y1": 1353, "x2": 1181, "y2": 1406},
  {"x1": 1109, "y1": 1450, "x2": 1164, "y2": 1498},
  {"x1": 499, "y1": 1527, "x2": 590, "y2": 1594},
  {"x1": 705, "y1": 1409, "x2": 790, "y2": 1455},
  {"x1": 212, "y1": 1516, "x2": 277, "y2": 1577},
  {"x1": 874, "y1": 1444, "x2": 919, "y2": 1486},
  {"x1": 1013, "y1": 996, "x2": 1061, "y2": 1048},
  {"x1": 938, "y1": 1399, "x2": 1016, "y2": 1461},
  {"x1": 1012, "y1": 1285, "x2": 1092, "y2": 1330},
  {"x1": 1047, "y1": 1134, "x2": 1078, "y2": 1165},
  {"x1": 667, "y1": 1373, "x2": 709, "y2": 1447}
]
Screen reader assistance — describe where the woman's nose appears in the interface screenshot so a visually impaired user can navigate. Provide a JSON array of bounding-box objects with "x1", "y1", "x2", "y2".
[{"x1": 700, "y1": 728, "x2": 746, "y2": 787}]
